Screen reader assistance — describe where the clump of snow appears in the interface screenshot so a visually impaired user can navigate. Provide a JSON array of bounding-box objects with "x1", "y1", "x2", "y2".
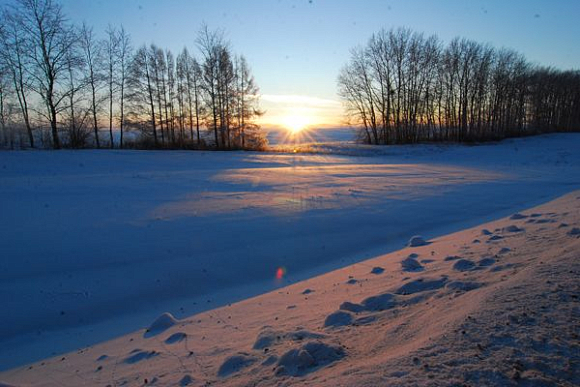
[
  {"x1": 503, "y1": 225, "x2": 525, "y2": 233},
  {"x1": 453, "y1": 259, "x2": 476, "y2": 271},
  {"x1": 407, "y1": 236, "x2": 430, "y2": 247},
  {"x1": 339, "y1": 301, "x2": 366, "y2": 313},
  {"x1": 395, "y1": 277, "x2": 448, "y2": 295},
  {"x1": 401, "y1": 257, "x2": 424, "y2": 272},
  {"x1": 179, "y1": 375, "x2": 194, "y2": 386},
  {"x1": 276, "y1": 341, "x2": 345, "y2": 376},
  {"x1": 218, "y1": 353, "x2": 257, "y2": 377},
  {"x1": 446, "y1": 281, "x2": 482, "y2": 292},
  {"x1": 123, "y1": 350, "x2": 158, "y2": 364},
  {"x1": 253, "y1": 328, "x2": 279, "y2": 350},
  {"x1": 323, "y1": 311, "x2": 353, "y2": 327},
  {"x1": 370, "y1": 266, "x2": 385, "y2": 274},
  {"x1": 144, "y1": 312, "x2": 179, "y2": 338},
  {"x1": 165, "y1": 332, "x2": 187, "y2": 344},
  {"x1": 478, "y1": 258, "x2": 496, "y2": 267},
  {"x1": 361, "y1": 293, "x2": 397, "y2": 311}
]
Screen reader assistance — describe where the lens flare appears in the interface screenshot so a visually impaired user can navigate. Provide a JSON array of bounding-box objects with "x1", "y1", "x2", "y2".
[{"x1": 276, "y1": 267, "x2": 286, "y2": 280}]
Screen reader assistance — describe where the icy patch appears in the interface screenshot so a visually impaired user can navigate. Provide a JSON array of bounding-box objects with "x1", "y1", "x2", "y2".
[
  {"x1": 218, "y1": 353, "x2": 257, "y2": 377},
  {"x1": 407, "y1": 236, "x2": 430, "y2": 247},
  {"x1": 144, "y1": 312, "x2": 178, "y2": 338}
]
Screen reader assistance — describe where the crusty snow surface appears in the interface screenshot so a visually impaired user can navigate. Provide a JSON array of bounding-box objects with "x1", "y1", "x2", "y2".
[{"x1": 0, "y1": 134, "x2": 579, "y2": 380}]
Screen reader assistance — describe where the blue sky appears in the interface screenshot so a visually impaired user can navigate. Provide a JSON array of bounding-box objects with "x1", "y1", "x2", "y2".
[{"x1": 57, "y1": 0, "x2": 580, "y2": 128}]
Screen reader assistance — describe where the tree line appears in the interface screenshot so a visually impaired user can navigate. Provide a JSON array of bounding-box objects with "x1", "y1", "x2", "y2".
[
  {"x1": 338, "y1": 27, "x2": 580, "y2": 144},
  {"x1": 0, "y1": 0, "x2": 265, "y2": 150}
]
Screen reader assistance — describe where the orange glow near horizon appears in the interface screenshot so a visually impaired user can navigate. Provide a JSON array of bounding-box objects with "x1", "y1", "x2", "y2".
[{"x1": 281, "y1": 114, "x2": 310, "y2": 134}]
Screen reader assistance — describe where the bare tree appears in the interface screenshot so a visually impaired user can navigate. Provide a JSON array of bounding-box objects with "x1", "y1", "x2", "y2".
[
  {"x1": 80, "y1": 23, "x2": 103, "y2": 147},
  {"x1": 16, "y1": 0, "x2": 77, "y2": 149},
  {"x1": 0, "y1": 9, "x2": 35, "y2": 147},
  {"x1": 117, "y1": 26, "x2": 131, "y2": 148}
]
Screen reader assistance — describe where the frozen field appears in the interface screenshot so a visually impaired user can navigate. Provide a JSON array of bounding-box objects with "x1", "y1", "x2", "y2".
[{"x1": 0, "y1": 133, "x2": 579, "y2": 370}]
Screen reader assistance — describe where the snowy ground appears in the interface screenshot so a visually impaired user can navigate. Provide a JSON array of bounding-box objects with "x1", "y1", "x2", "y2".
[
  {"x1": 2, "y1": 188, "x2": 579, "y2": 386},
  {"x1": 0, "y1": 133, "x2": 579, "y2": 375}
]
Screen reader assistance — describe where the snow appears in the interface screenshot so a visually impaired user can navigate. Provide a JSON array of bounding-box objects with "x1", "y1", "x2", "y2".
[
  {"x1": 1, "y1": 176, "x2": 580, "y2": 385},
  {"x1": 0, "y1": 133, "x2": 579, "y2": 375}
]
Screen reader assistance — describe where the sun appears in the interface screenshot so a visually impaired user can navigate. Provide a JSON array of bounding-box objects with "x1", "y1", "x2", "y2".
[{"x1": 282, "y1": 114, "x2": 310, "y2": 134}]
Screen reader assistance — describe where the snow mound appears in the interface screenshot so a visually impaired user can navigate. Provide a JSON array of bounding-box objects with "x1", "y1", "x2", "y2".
[
  {"x1": 453, "y1": 259, "x2": 476, "y2": 271},
  {"x1": 165, "y1": 332, "x2": 187, "y2": 344},
  {"x1": 407, "y1": 235, "x2": 430, "y2": 247},
  {"x1": 145, "y1": 312, "x2": 179, "y2": 337},
  {"x1": 370, "y1": 266, "x2": 385, "y2": 274},
  {"x1": 323, "y1": 311, "x2": 353, "y2": 327},
  {"x1": 276, "y1": 341, "x2": 345, "y2": 376},
  {"x1": 218, "y1": 353, "x2": 257, "y2": 377},
  {"x1": 401, "y1": 257, "x2": 424, "y2": 272},
  {"x1": 123, "y1": 350, "x2": 158, "y2": 364},
  {"x1": 179, "y1": 375, "x2": 194, "y2": 386},
  {"x1": 395, "y1": 277, "x2": 448, "y2": 295},
  {"x1": 253, "y1": 328, "x2": 279, "y2": 350},
  {"x1": 446, "y1": 281, "x2": 483, "y2": 292},
  {"x1": 361, "y1": 293, "x2": 397, "y2": 311},
  {"x1": 503, "y1": 225, "x2": 524, "y2": 233},
  {"x1": 478, "y1": 258, "x2": 496, "y2": 267}
]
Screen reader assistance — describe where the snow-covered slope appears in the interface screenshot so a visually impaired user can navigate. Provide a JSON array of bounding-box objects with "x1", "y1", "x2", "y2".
[
  {"x1": 0, "y1": 133, "x2": 579, "y2": 371},
  {"x1": 2, "y1": 190, "x2": 579, "y2": 386}
]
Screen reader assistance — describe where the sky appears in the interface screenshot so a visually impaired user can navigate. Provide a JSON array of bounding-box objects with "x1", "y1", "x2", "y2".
[{"x1": 53, "y1": 0, "x2": 580, "y2": 129}]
